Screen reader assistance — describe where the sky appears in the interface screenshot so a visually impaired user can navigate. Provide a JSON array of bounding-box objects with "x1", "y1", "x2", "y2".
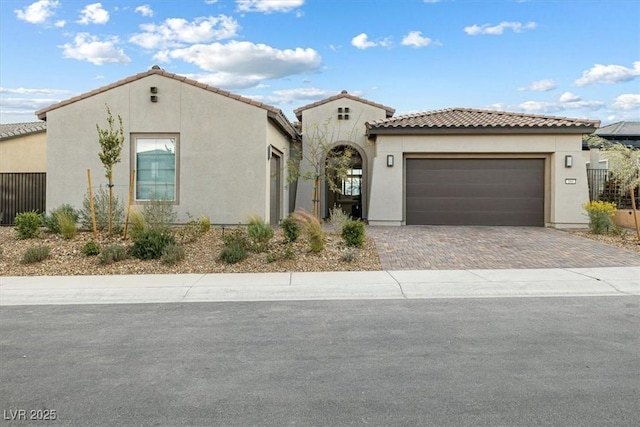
[{"x1": 1, "y1": 0, "x2": 639, "y2": 126}]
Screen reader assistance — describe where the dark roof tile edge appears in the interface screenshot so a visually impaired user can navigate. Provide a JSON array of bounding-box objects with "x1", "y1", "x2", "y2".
[
  {"x1": 294, "y1": 91, "x2": 395, "y2": 118},
  {"x1": 0, "y1": 122, "x2": 47, "y2": 140}
]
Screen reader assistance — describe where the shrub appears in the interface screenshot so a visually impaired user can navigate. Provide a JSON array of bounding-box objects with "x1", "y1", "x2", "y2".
[
  {"x1": 342, "y1": 219, "x2": 365, "y2": 248},
  {"x1": 280, "y1": 215, "x2": 300, "y2": 243},
  {"x1": 128, "y1": 210, "x2": 147, "y2": 240},
  {"x1": 178, "y1": 213, "x2": 210, "y2": 243},
  {"x1": 161, "y1": 243, "x2": 186, "y2": 266},
  {"x1": 199, "y1": 215, "x2": 211, "y2": 234},
  {"x1": 293, "y1": 209, "x2": 325, "y2": 253},
  {"x1": 220, "y1": 227, "x2": 248, "y2": 264},
  {"x1": 329, "y1": 206, "x2": 350, "y2": 235},
  {"x1": 58, "y1": 210, "x2": 78, "y2": 239},
  {"x1": 130, "y1": 229, "x2": 176, "y2": 260},
  {"x1": 82, "y1": 240, "x2": 101, "y2": 256},
  {"x1": 142, "y1": 198, "x2": 177, "y2": 232},
  {"x1": 98, "y1": 245, "x2": 127, "y2": 265},
  {"x1": 583, "y1": 201, "x2": 617, "y2": 234},
  {"x1": 343, "y1": 247, "x2": 357, "y2": 262},
  {"x1": 14, "y1": 211, "x2": 42, "y2": 239},
  {"x1": 43, "y1": 204, "x2": 78, "y2": 234},
  {"x1": 247, "y1": 215, "x2": 274, "y2": 252},
  {"x1": 22, "y1": 245, "x2": 50, "y2": 264},
  {"x1": 79, "y1": 187, "x2": 125, "y2": 233}
]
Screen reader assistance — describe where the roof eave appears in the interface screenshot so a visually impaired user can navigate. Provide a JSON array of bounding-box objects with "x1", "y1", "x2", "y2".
[{"x1": 367, "y1": 125, "x2": 600, "y2": 136}]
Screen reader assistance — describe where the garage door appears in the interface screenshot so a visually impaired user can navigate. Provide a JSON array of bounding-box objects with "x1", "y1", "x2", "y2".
[{"x1": 406, "y1": 158, "x2": 544, "y2": 226}]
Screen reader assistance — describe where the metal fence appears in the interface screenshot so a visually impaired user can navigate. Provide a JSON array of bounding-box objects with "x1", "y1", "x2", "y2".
[
  {"x1": 0, "y1": 173, "x2": 46, "y2": 225},
  {"x1": 586, "y1": 168, "x2": 638, "y2": 209}
]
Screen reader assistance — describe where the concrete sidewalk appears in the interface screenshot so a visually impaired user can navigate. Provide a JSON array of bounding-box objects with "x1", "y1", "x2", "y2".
[{"x1": 1, "y1": 266, "x2": 638, "y2": 306}]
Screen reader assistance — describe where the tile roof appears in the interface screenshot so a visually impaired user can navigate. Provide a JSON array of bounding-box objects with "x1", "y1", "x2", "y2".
[
  {"x1": 367, "y1": 108, "x2": 600, "y2": 134},
  {"x1": 293, "y1": 90, "x2": 395, "y2": 120},
  {"x1": 0, "y1": 121, "x2": 46, "y2": 141},
  {"x1": 35, "y1": 67, "x2": 298, "y2": 139},
  {"x1": 594, "y1": 121, "x2": 640, "y2": 137}
]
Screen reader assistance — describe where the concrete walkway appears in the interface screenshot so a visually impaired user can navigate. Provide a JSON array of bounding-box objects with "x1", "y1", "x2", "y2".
[{"x1": 1, "y1": 266, "x2": 638, "y2": 306}]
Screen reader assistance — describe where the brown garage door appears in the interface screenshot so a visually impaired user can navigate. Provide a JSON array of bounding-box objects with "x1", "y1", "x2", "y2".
[{"x1": 406, "y1": 158, "x2": 544, "y2": 226}]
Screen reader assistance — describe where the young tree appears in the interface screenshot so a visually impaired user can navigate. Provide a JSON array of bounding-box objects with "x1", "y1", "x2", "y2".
[
  {"x1": 287, "y1": 118, "x2": 356, "y2": 219},
  {"x1": 595, "y1": 141, "x2": 640, "y2": 239},
  {"x1": 96, "y1": 104, "x2": 125, "y2": 235}
]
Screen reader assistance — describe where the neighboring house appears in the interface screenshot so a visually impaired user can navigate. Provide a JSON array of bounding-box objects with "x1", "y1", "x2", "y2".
[
  {"x1": 36, "y1": 67, "x2": 599, "y2": 228},
  {"x1": 36, "y1": 67, "x2": 297, "y2": 226},
  {"x1": 0, "y1": 122, "x2": 47, "y2": 225},
  {"x1": 582, "y1": 121, "x2": 640, "y2": 168}
]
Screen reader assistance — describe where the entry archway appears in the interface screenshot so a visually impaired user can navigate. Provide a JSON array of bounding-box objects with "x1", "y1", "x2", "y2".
[{"x1": 324, "y1": 144, "x2": 366, "y2": 219}]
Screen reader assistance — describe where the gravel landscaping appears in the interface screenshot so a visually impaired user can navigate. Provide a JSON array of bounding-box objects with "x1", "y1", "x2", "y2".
[{"x1": 0, "y1": 226, "x2": 381, "y2": 277}]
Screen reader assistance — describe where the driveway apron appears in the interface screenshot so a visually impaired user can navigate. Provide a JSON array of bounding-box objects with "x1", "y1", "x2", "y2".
[{"x1": 367, "y1": 226, "x2": 640, "y2": 270}]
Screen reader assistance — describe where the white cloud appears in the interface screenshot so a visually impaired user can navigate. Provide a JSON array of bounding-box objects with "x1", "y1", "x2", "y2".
[
  {"x1": 518, "y1": 79, "x2": 556, "y2": 92},
  {"x1": 0, "y1": 87, "x2": 71, "y2": 95},
  {"x1": 351, "y1": 33, "x2": 391, "y2": 50},
  {"x1": 77, "y1": 3, "x2": 110, "y2": 25},
  {"x1": 263, "y1": 87, "x2": 336, "y2": 105},
  {"x1": 236, "y1": 0, "x2": 304, "y2": 13},
  {"x1": 205, "y1": 0, "x2": 219, "y2": 4},
  {"x1": 517, "y1": 98, "x2": 604, "y2": 114},
  {"x1": 60, "y1": 33, "x2": 131, "y2": 65},
  {"x1": 15, "y1": 0, "x2": 59, "y2": 24},
  {"x1": 54, "y1": 20, "x2": 66, "y2": 27},
  {"x1": 464, "y1": 21, "x2": 536, "y2": 36},
  {"x1": 559, "y1": 91, "x2": 580, "y2": 103},
  {"x1": 130, "y1": 16, "x2": 240, "y2": 49},
  {"x1": 135, "y1": 5, "x2": 154, "y2": 17},
  {"x1": 575, "y1": 62, "x2": 640, "y2": 86},
  {"x1": 0, "y1": 97, "x2": 60, "y2": 110},
  {"x1": 164, "y1": 41, "x2": 321, "y2": 89},
  {"x1": 612, "y1": 94, "x2": 640, "y2": 111},
  {"x1": 401, "y1": 31, "x2": 435, "y2": 48}
]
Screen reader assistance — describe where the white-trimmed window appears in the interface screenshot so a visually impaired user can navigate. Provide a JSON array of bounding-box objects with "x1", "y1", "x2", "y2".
[{"x1": 133, "y1": 134, "x2": 178, "y2": 202}]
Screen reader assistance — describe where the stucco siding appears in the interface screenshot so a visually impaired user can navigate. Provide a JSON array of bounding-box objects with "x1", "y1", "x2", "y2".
[
  {"x1": 0, "y1": 132, "x2": 46, "y2": 172},
  {"x1": 46, "y1": 74, "x2": 276, "y2": 224}
]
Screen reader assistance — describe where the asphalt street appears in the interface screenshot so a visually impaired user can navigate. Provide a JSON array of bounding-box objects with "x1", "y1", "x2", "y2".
[{"x1": 1, "y1": 296, "x2": 639, "y2": 426}]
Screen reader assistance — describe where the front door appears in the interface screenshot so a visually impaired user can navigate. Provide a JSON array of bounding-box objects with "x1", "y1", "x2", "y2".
[{"x1": 270, "y1": 153, "x2": 281, "y2": 226}]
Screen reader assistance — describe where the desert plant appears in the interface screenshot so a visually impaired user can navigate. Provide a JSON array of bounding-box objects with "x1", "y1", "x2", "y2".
[
  {"x1": 58, "y1": 210, "x2": 78, "y2": 239},
  {"x1": 43, "y1": 204, "x2": 78, "y2": 234},
  {"x1": 582, "y1": 200, "x2": 617, "y2": 234},
  {"x1": 161, "y1": 243, "x2": 186, "y2": 266},
  {"x1": 220, "y1": 227, "x2": 249, "y2": 264},
  {"x1": 96, "y1": 104, "x2": 125, "y2": 234},
  {"x1": 14, "y1": 211, "x2": 42, "y2": 239},
  {"x1": 293, "y1": 209, "x2": 325, "y2": 253},
  {"x1": 342, "y1": 247, "x2": 357, "y2": 262},
  {"x1": 247, "y1": 215, "x2": 274, "y2": 252},
  {"x1": 342, "y1": 219, "x2": 365, "y2": 248},
  {"x1": 82, "y1": 240, "x2": 101, "y2": 256},
  {"x1": 22, "y1": 245, "x2": 50, "y2": 263},
  {"x1": 130, "y1": 228, "x2": 176, "y2": 260},
  {"x1": 128, "y1": 210, "x2": 147, "y2": 240},
  {"x1": 329, "y1": 206, "x2": 350, "y2": 235},
  {"x1": 142, "y1": 198, "x2": 177, "y2": 232},
  {"x1": 79, "y1": 187, "x2": 125, "y2": 233},
  {"x1": 280, "y1": 215, "x2": 300, "y2": 243},
  {"x1": 177, "y1": 213, "x2": 210, "y2": 243},
  {"x1": 199, "y1": 215, "x2": 211, "y2": 233},
  {"x1": 98, "y1": 244, "x2": 127, "y2": 264}
]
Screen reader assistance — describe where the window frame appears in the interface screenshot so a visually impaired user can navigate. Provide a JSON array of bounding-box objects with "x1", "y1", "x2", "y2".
[{"x1": 130, "y1": 133, "x2": 180, "y2": 204}]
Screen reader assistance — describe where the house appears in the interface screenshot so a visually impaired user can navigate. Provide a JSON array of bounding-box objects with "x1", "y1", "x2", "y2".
[
  {"x1": 36, "y1": 67, "x2": 297, "y2": 226},
  {"x1": 582, "y1": 121, "x2": 640, "y2": 168},
  {"x1": 0, "y1": 122, "x2": 47, "y2": 225},
  {"x1": 36, "y1": 67, "x2": 599, "y2": 228}
]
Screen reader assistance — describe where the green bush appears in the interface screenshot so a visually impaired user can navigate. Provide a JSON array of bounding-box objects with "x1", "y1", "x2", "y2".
[
  {"x1": 130, "y1": 229, "x2": 176, "y2": 260},
  {"x1": 343, "y1": 247, "x2": 357, "y2": 262},
  {"x1": 178, "y1": 213, "x2": 210, "y2": 243},
  {"x1": 280, "y1": 215, "x2": 300, "y2": 243},
  {"x1": 161, "y1": 243, "x2": 186, "y2": 266},
  {"x1": 293, "y1": 209, "x2": 325, "y2": 253},
  {"x1": 58, "y1": 210, "x2": 78, "y2": 239},
  {"x1": 247, "y1": 215, "x2": 274, "y2": 252},
  {"x1": 342, "y1": 219, "x2": 365, "y2": 248},
  {"x1": 583, "y1": 201, "x2": 617, "y2": 234},
  {"x1": 142, "y1": 198, "x2": 177, "y2": 232},
  {"x1": 199, "y1": 215, "x2": 211, "y2": 233},
  {"x1": 220, "y1": 227, "x2": 248, "y2": 264},
  {"x1": 82, "y1": 240, "x2": 101, "y2": 256},
  {"x1": 98, "y1": 245, "x2": 127, "y2": 265},
  {"x1": 329, "y1": 206, "x2": 350, "y2": 235},
  {"x1": 43, "y1": 204, "x2": 78, "y2": 234},
  {"x1": 79, "y1": 187, "x2": 124, "y2": 232},
  {"x1": 22, "y1": 245, "x2": 50, "y2": 263},
  {"x1": 128, "y1": 210, "x2": 147, "y2": 240},
  {"x1": 14, "y1": 211, "x2": 42, "y2": 239}
]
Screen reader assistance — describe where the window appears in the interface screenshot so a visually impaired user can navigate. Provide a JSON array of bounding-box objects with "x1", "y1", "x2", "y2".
[
  {"x1": 133, "y1": 134, "x2": 178, "y2": 201},
  {"x1": 341, "y1": 168, "x2": 362, "y2": 196}
]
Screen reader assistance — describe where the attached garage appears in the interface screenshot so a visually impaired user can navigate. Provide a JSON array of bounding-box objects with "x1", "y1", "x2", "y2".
[{"x1": 405, "y1": 158, "x2": 545, "y2": 226}]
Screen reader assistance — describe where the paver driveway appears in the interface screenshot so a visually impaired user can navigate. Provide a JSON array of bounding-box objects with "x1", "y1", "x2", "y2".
[{"x1": 368, "y1": 226, "x2": 640, "y2": 270}]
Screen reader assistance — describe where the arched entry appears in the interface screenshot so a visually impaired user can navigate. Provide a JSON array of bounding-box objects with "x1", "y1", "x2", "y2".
[{"x1": 325, "y1": 145, "x2": 365, "y2": 219}]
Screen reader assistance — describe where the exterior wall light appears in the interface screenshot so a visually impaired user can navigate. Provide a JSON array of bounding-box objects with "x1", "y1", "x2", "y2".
[
  {"x1": 387, "y1": 155, "x2": 394, "y2": 167},
  {"x1": 565, "y1": 155, "x2": 573, "y2": 168}
]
